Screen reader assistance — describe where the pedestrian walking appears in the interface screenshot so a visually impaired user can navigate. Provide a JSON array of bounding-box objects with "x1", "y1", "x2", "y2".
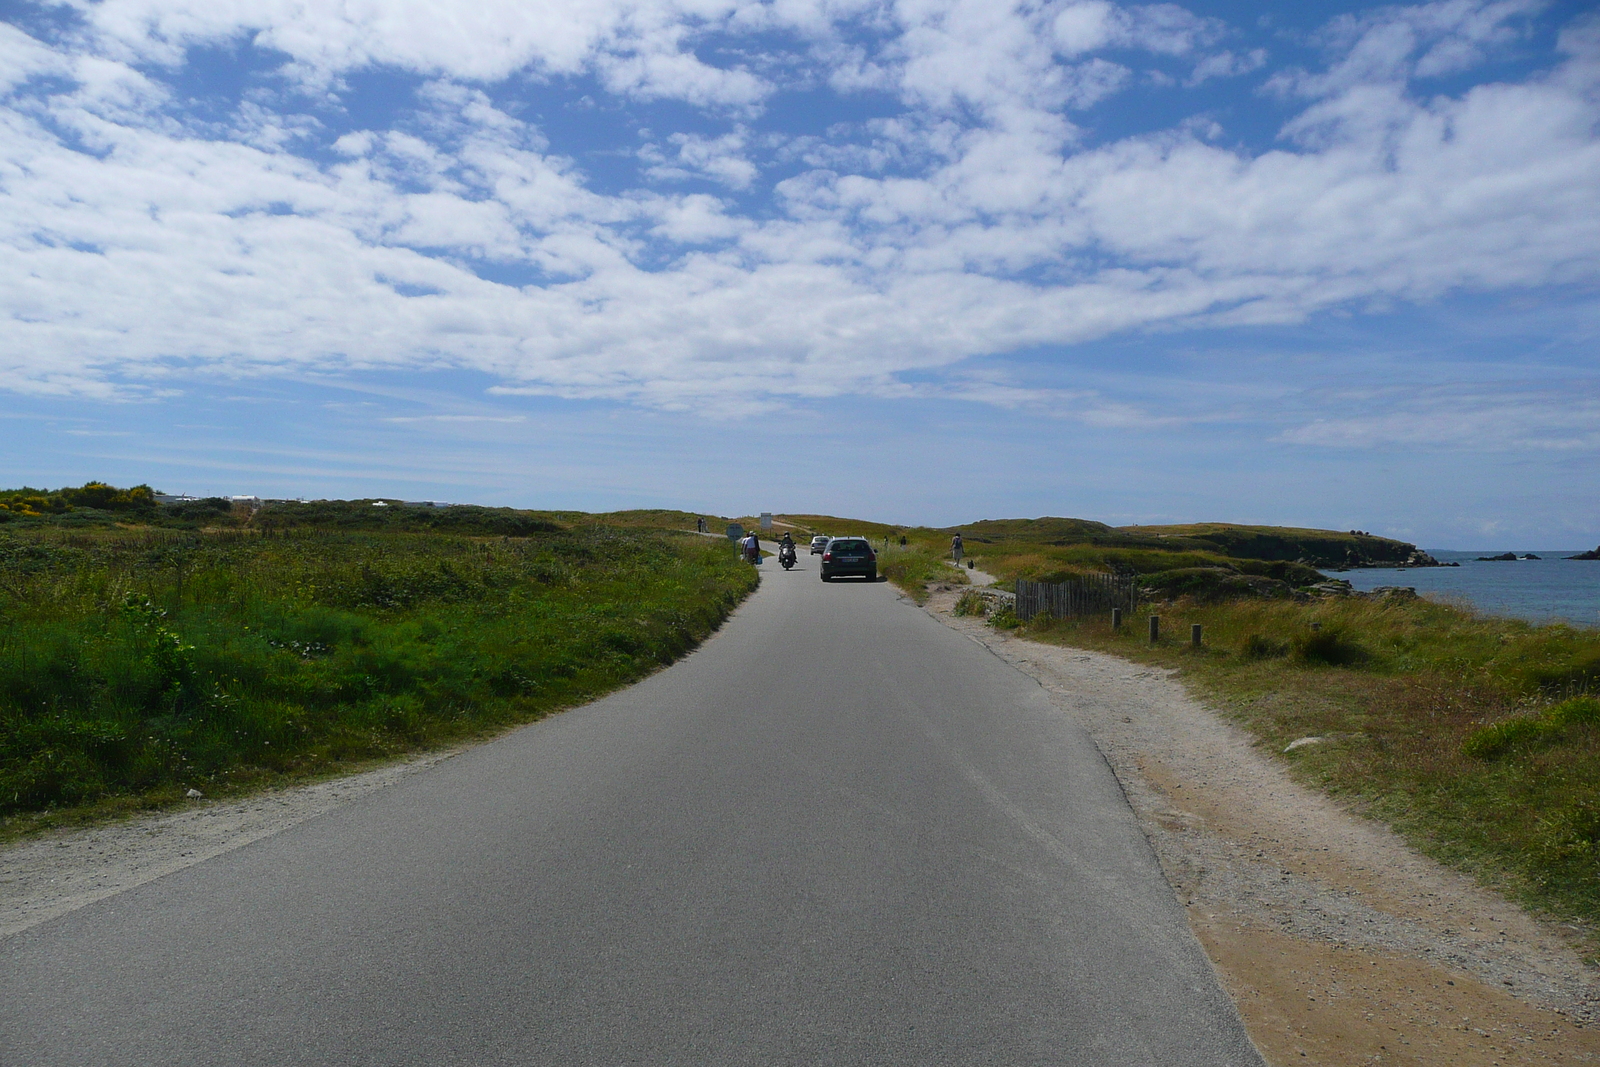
[{"x1": 951, "y1": 532, "x2": 964, "y2": 565}]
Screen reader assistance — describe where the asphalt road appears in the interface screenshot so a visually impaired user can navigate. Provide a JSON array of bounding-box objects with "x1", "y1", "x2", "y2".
[{"x1": 0, "y1": 544, "x2": 1262, "y2": 1066}]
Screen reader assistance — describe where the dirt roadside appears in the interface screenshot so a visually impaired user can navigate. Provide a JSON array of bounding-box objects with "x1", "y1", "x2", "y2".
[
  {"x1": 924, "y1": 583, "x2": 1600, "y2": 1066},
  {"x1": 0, "y1": 750, "x2": 460, "y2": 938}
]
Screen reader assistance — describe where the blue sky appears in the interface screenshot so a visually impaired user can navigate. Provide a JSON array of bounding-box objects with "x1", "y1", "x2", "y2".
[{"x1": 2, "y1": 0, "x2": 1598, "y2": 546}]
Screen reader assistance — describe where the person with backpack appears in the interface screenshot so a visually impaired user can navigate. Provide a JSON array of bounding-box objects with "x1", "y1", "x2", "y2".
[{"x1": 951, "y1": 533, "x2": 964, "y2": 565}]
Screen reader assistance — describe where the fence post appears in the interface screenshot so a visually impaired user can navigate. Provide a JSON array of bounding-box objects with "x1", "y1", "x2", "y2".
[
  {"x1": 1148, "y1": 615, "x2": 1160, "y2": 643},
  {"x1": 1112, "y1": 607, "x2": 1122, "y2": 630},
  {"x1": 1191, "y1": 623, "x2": 1202, "y2": 649}
]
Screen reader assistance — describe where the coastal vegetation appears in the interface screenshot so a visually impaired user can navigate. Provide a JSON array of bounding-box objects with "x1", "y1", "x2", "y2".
[
  {"x1": 985, "y1": 572, "x2": 1600, "y2": 934},
  {"x1": 775, "y1": 511, "x2": 1600, "y2": 932},
  {"x1": 0, "y1": 491, "x2": 755, "y2": 834},
  {"x1": 765, "y1": 512, "x2": 1378, "y2": 602}
]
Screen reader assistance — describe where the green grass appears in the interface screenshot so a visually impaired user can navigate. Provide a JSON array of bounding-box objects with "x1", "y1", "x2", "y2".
[
  {"x1": 996, "y1": 594, "x2": 1600, "y2": 936},
  {"x1": 0, "y1": 523, "x2": 755, "y2": 835},
  {"x1": 878, "y1": 546, "x2": 966, "y2": 603}
]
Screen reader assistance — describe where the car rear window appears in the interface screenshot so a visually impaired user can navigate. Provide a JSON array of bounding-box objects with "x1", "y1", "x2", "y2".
[{"x1": 832, "y1": 540, "x2": 866, "y2": 550}]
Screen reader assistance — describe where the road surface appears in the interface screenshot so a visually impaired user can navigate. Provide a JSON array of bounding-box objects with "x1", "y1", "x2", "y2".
[{"x1": 0, "y1": 544, "x2": 1262, "y2": 1066}]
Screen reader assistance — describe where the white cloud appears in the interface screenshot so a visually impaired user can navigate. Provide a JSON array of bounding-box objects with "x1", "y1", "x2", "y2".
[
  {"x1": 1268, "y1": 0, "x2": 1545, "y2": 99},
  {"x1": 0, "y1": 2, "x2": 1597, "y2": 420},
  {"x1": 1280, "y1": 383, "x2": 1600, "y2": 451},
  {"x1": 641, "y1": 127, "x2": 759, "y2": 188},
  {"x1": 1052, "y1": 1, "x2": 1222, "y2": 58},
  {"x1": 66, "y1": 0, "x2": 790, "y2": 106},
  {"x1": 1185, "y1": 47, "x2": 1266, "y2": 86}
]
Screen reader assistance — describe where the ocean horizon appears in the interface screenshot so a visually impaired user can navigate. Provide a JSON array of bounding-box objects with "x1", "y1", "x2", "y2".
[{"x1": 1341, "y1": 550, "x2": 1600, "y2": 628}]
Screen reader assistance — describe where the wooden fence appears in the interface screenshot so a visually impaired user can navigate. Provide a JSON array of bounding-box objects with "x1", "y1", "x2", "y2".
[{"x1": 1014, "y1": 575, "x2": 1138, "y2": 621}]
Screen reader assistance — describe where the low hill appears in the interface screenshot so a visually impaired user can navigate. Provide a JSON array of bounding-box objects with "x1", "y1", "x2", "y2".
[
  {"x1": 1119, "y1": 523, "x2": 1433, "y2": 569},
  {"x1": 254, "y1": 499, "x2": 563, "y2": 536},
  {"x1": 940, "y1": 516, "x2": 1124, "y2": 544}
]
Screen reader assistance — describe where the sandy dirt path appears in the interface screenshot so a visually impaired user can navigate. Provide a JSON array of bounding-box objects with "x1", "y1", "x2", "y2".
[{"x1": 924, "y1": 582, "x2": 1600, "y2": 1066}]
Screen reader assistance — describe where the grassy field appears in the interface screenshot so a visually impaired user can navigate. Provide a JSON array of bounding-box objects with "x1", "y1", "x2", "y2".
[
  {"x1": 972, "y1": 590, "x2": 1600, "y2": 934},
  {"x1": 0, "y1": 510, "x2": 754, "y2": 835}
]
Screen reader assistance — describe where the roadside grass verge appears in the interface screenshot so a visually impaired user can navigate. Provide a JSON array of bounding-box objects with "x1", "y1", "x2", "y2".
[
  {"x1": 993, "y1": 595, "x2": 1600, "y2": 936},
  {"x1": 879, "y1": 546, "x2": 966, "y2": 603},
  {"x1": 0, "y1": 525, "x2": 756, "y2": 837}
]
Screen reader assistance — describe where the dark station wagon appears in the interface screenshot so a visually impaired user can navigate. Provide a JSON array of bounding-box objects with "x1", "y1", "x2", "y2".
[{"x1": 819, "y1": 537, "x2": 877, "y2": 582}]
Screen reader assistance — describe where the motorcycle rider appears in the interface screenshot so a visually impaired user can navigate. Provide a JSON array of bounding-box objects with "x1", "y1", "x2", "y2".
[{"x1": 778, "y1": 531, "x2": 797, "y2": 567}]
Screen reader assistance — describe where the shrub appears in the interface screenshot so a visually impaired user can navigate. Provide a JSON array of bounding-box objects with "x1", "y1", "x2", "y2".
[
  {"x1": 1518, "y1": 647, "x2": 1600, "y2": 697},
  {"x1": 1464, "y1": 697, "x2": 1600, "y2": 760},
  {"x1": 953, "y1": 589, "x2": 987, "y2": 617},
  {"x1": 1290, "y1": 626, "x2": 1367, "y2": 666},
  {"x1": 1463, "y1": 716, "x2": 1560, "y2": 759},
  {"x1": 988, "y1": 604, "x2": 1020, "y2": 630},
  {"x1": 1241, "y1": 633, "x2": 1288, "y2": 660},
  {"x1": 1141, "y1": 567, "x2": 1293, "y2": 602}
]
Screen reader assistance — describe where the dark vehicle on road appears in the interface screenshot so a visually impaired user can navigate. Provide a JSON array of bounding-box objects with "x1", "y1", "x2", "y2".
[
  {"x1": 820, "y1": 537, "x2": 876, "y2": 582},
  {"x1": 810, "y1": 535, "x2": 829, "y2": 555}
]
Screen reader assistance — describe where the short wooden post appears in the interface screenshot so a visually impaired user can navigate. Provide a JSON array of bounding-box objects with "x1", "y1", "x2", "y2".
[
  {"x1": 1191, "y1": 623, "x2": 1203, "y2": 648},
  {"x1": 1111, "y1": 607, "x2": 1122, "y2": 630},
  {"x1": 1148, "y1": 615, "x2": 1160, "y2": 643}
]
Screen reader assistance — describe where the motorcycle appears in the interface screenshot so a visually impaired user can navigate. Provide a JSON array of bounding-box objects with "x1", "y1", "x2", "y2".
[{"x1": 779, "y1": 543, "x2": 797, "y2": 570}]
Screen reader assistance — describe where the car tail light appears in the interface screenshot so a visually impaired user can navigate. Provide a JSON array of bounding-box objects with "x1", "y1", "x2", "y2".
[
  {"x1": 823, "y1": 551, "x2": 832, "y2": 561},
  {"x1": 867, "y1": 549, "x2": 876, "y2": 561}
]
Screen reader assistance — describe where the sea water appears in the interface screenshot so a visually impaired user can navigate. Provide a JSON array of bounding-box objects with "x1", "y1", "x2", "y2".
[{"x1": 1340, "y1": 551, "x2": 1600, "y2": 627}]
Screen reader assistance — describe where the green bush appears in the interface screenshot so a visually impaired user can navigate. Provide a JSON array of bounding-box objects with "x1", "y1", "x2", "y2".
[
  {"x1": 1141, "y1": 567, "x2": 1292, "y2": 602},
  {"x1": 0, "y1": 526, "x2": 756, "y2": 820},
  {"x1": 953, "y1": 589, "x2": 987, "y2": 617},
  {"x1": 1290, "y1": 626, "x2": 1367, "y2": 666},
  {"x1": 1241, "y1": 633, "x2": 1288, "y2": 660},
  {"x1": 1464, "y1": 697, "x2": 1600, "y2": 760}
]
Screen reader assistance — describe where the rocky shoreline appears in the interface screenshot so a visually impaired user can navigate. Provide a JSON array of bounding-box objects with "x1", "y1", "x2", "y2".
[{"x1": 1327, "y1": 550, "x2": 1459, "y2": 571}]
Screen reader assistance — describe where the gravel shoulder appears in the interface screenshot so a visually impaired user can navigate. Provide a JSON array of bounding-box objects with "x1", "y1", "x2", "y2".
[
  {"x1": 924, "y1": 583, "x2": 1600, "y2": 1066},
  {"x1": 0, "y1": 750, "x2": 460, "y2": 938}
]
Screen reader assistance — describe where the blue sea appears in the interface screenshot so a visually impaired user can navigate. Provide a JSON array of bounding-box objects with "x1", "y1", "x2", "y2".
[{"x1": 1340, "y1": 551, "x2": 1600, "y2": 627}]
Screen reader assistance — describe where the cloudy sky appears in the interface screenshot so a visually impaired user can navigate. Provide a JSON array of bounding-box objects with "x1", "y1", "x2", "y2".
[{"x1": 2, "y1": 0, "x2": 1597, "y2": 545}]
